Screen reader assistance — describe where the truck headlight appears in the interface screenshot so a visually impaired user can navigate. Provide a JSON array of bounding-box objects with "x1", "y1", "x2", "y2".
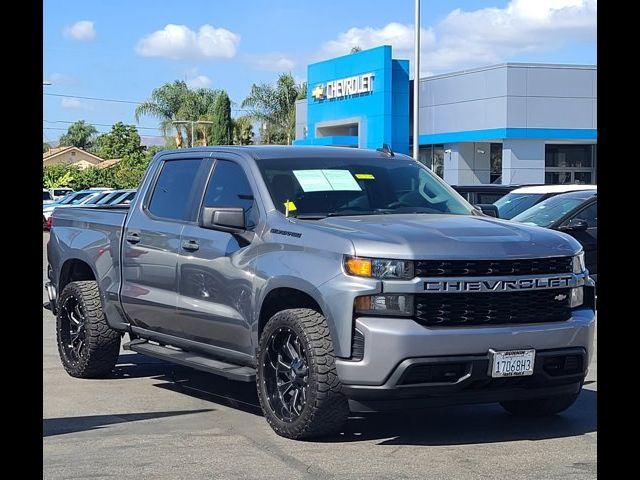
[
  {"x1": 570, "y1": 287, "x2": 583, "y2": 308},
  {"x1": 345, "y1": 256, "x2": 414, "y2": 279},
  {"x1": 354, "y1": 294, "x2": 414, "y2": 316},
  {"x1": 572, "y1": 252, "x2": 585, "y2": 274}
]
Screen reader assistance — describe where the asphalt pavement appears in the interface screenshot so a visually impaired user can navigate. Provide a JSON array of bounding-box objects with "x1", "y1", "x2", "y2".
[{"x1": 43, "y1": 232, "x2": 597, "y2": 480}]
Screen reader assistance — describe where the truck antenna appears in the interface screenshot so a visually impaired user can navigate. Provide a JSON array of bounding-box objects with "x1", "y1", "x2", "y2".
[{"x1": 376, "y1": 143, "x2": 394, "y2": 157}]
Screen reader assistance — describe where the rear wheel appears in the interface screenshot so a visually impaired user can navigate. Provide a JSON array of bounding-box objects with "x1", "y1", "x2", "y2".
[
  {"x1": 500, "y1": 392, "x2": 580, "y2": 417},
  {"x1": 256, "y1": 308, "x2": 349, "y2": 440},
  {"x1": 56, "y1": 281, "x2": 121, "y2": 378}
]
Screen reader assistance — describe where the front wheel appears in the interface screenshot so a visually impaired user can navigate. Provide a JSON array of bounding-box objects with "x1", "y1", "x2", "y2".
[
  {"x1": 256, "y1": 308, "x2": 349, "y2": 440},
  {"x1": 500, "y1": 392, "x2": 580, "y2": 417}
]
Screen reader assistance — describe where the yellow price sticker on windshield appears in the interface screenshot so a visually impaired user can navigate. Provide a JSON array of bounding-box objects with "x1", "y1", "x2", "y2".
[
  {"x1": 284, "y1": 201, "x2": 297, "y2": 211},
  {"x1": 355, "y1": 173, "x2": 375, "y2": 180}
]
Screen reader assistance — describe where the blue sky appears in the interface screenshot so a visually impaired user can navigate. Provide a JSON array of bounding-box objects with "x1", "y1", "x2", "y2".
[{"x1": 43, "y1": 0, "x2": 597, "y2": 144}]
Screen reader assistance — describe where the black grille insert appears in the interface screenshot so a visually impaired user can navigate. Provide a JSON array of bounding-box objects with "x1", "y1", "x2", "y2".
[
  {"x1": 414, "y1": 257, "x2": 573, "y2": 277},
  {"x1": 415, "y1": 289, "x2": 572, "y2": 326}
]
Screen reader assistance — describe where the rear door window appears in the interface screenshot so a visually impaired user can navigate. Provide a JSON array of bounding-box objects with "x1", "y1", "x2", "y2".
[{"x1": 148, "y1": 159, "x2": 202, "y2": 221}]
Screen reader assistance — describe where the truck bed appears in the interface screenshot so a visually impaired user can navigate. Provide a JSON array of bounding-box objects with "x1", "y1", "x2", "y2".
[{"x1": 47, "y1": 205, "x2": 130, "y2": 329}]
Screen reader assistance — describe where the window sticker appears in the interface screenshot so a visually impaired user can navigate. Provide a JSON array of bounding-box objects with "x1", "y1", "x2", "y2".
[
  {"x1": 292, "y1": 169, "x2": 362, "y2": 192},
  {"x1": 292, "y1": 170, "x2": 333, "y2": 192},
  {"x1": 355, "y1": 173, "x2": 375, "y2": 180},
  {"x1": 322, "y1": 169, "x2": 362, "y2": 191}
]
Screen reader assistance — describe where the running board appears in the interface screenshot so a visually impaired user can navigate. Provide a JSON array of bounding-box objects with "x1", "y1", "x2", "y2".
[{"x1": 123, "y1": 340, "x2": 256, "y2": 382}]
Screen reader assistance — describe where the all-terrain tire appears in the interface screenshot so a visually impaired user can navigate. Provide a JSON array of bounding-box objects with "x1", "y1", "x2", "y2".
[
  {"x1": 256, "y1": 308, "x2": 350, "y2": 440},
  {"x1": 56, "y1": 281, "x2": 121, "y2": 378},
  {"x1": 500, "y1": 392, "x2": 580, "y2": 417}
]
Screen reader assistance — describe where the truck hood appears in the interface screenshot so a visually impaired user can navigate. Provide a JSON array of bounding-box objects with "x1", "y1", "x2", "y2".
[{"x1": 306, "y1": 214, "x2": 581, "y2": 259}]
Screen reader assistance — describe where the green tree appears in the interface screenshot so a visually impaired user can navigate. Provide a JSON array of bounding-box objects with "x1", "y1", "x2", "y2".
[
  {"x1": 241, "y1": 73, "x2": 305, "y2": 144},
  {"x1": 43, "y1": 164, "x2": 76, "y2": 188},
  {"x1": 93, "y1": 122, "x2": 143, "y2": 159},
  {"x1": 232, "y1": 116, "x2": 254, "y2": 145},
  {"x1": 135, "y1": 80, "x2": 190, "y2": 148},
  {"x1": 210, "y1": 91, "x2": 233, "y2": 145},
  {"x1": 43, "y1": 142, "x2": 51, "y2": 153},
  {"x1": 113, "y1": 152, "x2": 151, "y2": 188},
  {"x1": 58, "y1": 120, "x2": 98, "y2": 150}
]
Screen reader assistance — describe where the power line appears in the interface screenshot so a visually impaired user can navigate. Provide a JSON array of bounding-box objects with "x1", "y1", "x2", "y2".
[
  {"x1": 42, "y1": 126, "x2": 166, "y2": 138},
  {"x1": 44, "y1": 92, "x2": 141, "y2": 105},
  {"x1": 43, "y1": 119, "x2": 162, "y2": 131},
  {"x1": 44, "y1": 92, "x2": 252, "y2": 112}
]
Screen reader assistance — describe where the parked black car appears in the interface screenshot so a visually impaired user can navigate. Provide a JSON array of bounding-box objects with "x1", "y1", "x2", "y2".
[
  {"x1": 451, "y1": 184, "x2": 522, "y2": 205},
  {"x1": 511, "y1": 190, "x2": 597, "y2": 280}
]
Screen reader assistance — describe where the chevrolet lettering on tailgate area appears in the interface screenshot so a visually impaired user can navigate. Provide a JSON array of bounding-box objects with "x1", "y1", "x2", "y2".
[{"x1": 46, "y1": 146, "x2": 596, "y2": 440}]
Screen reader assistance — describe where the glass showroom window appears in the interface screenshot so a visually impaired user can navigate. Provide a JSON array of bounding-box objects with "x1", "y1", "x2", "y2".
[
  {"x1": 545, "y1": 144, "x2": 596, "y2": 184},
  {"x1": 490, "y1": 143, "x2": 502, "y2": 184},
  {"x1": 418, "y1": 145, "x2": 444, "y2": 178}
]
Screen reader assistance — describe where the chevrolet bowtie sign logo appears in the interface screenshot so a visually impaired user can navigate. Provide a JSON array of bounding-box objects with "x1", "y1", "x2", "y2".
[
  {"x1": 311, "y1": 72, "x2": 374, "y2": 101},
  {"x1": 311, "y1": 84, "x2": 325, "y2": 100}
]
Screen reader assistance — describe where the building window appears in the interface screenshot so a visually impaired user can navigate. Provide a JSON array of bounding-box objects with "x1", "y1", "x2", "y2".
[
  {"x1": 490, "y1": 143, "x2": 502, "y2": 184},
  {"x1": 545, "y1": 144, "x2": 596, "y2": 184},
  {"x1": 418, "y1": 145, "x2": 444, "y2": 178}
]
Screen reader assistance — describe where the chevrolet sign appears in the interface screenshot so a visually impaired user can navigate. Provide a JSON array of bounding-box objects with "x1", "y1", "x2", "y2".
[
  {"x1": 423, "y1": 276, "x2": 574, "y2": 293},
  {"x1": 311, "y1": 72, "x2": 374, "y2": 101}
]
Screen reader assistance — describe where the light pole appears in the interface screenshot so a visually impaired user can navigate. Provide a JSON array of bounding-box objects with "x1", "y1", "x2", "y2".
[
  {"x1": 413, "y1": 0, "x2": 420, "y2": 160},
  {"x1": 172, "y1": 120, "x2": 214, "y2": 147}
]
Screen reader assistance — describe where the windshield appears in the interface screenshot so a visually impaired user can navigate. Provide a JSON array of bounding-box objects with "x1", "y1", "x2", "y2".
[
  {"x1": 494, "y1": 192, "x2": 544, "y2": 219},
  {"x1": 83, "y1": 192, "x2": 110, "y2": 205},
  {"x1": 257, "y1": 157, "x2": 473, "y2": 218},
  {"x1": 53, "y1": 189, "x2": 71, "y2": 197},
  {"x1": 60, "y1": 192, "x2": 92, "y2": 205},
  {"x1": 43, "y1": 191, "x2": 52, "y2": 200},
  {"x1": 511, "y1": 195, "x2": 587, "y2": 227}
]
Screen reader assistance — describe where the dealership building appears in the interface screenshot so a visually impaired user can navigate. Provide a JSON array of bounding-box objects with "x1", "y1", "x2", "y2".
[{"x1": 294, "y1": 46, "x2": 597, "y2": 185}]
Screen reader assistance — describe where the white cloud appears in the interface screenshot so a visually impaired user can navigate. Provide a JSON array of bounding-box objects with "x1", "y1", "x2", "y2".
[
  {"x1": 135, "y1": 24, "x2": 240, "y2": 60},
  {"x1": 317, "y1": 0, "x2": 596, "y2": 76},
  {"x1": 44, "y1": 73, "x2": 79, "y2": 86},
  {"x1": 63, "y1": 20, "x2": 96, "y2": 41},
  {"x1": 184, "y1": 68, "x2": 212, "y2": 89},
  {"x1": 245, "y1": 53, "x2": 296, "y2": 72},
  {"x1": 60, "y1": 97, "x2": 89, "y2": 109}
]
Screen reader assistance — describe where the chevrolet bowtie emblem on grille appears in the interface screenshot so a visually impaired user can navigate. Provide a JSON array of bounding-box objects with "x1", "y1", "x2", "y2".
[
  {"x1": 311, "y1": 84, "x2": 325, "y2": 100},
  {"x1": 554, "y1": 294, "x2": 567, "y2": 301}
]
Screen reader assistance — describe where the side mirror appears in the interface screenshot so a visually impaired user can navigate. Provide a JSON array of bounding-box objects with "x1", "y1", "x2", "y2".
[
  {"x1": 475, "y1": 204, "x2": 499, "y2": 218},
  {"x1": 201, "y1": 207, "x2": 245, "y2": 231},
  {"x1": 559, "y1": 218, "x2": 588, "y2": 232}
]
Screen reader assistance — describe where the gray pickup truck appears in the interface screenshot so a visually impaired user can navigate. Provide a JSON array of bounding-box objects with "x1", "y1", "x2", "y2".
[{"x1": 46, "y1": 146, "x2": 596, "y2": 440}]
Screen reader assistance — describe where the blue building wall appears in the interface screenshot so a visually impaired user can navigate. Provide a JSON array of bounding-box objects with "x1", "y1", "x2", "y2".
[{"x1": 293, "y1": 46, "x2": 409, "y2": 154}]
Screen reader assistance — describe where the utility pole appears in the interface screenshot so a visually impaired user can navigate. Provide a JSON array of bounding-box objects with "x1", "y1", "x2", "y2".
[
  {"x1": 173, "y1": 120, "x2": 214, "y2": 147},
  {"x1": 413, "y1": 0, "x2": 420, "y2": 160}
]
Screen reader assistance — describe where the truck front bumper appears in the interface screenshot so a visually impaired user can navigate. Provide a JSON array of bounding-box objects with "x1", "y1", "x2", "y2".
[{"x1": 335, "y1": 307, "x2": 595, "y2": 412}]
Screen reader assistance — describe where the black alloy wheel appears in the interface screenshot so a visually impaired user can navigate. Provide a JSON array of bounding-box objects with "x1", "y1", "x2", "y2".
[
  {"x1": 58, "y1": 294, "x2": 87, "y2": 365},
  {"x1": 263, "y1": 327, "x2": 309, "y2": 422}
]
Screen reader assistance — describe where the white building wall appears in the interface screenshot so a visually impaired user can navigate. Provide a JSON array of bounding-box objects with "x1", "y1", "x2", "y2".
[{"x1": 501, "y1": 139, "x2": 546, "y2": 185}]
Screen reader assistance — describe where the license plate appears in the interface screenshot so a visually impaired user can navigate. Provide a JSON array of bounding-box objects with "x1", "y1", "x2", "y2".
[{"x1": 490, "y1": 349, "x2": 535, "y2": 378}]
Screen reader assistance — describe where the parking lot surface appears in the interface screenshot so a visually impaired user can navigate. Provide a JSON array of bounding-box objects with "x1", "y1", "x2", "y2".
[{"x1": 43, "y1": 233, "x2": 597, "y2": 480}]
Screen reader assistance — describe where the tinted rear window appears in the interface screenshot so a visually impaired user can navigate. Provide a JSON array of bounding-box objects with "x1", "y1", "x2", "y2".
[{"x1": 148, "y1": 159, "x2": 202, "y2": 220}]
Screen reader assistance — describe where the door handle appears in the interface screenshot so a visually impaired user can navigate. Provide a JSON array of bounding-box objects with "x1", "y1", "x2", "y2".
[
  {"x1": 125, "y1": 232, "x2": 140, "y2": 244},
  {"x1": 181, "y1": 239, "x2": 200, "y2": 252}
]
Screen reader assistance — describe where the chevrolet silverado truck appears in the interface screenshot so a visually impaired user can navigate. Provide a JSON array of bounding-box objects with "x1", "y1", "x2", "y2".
[{"x1": 45, "y1": 146, "x2": 596, "y2": 440}]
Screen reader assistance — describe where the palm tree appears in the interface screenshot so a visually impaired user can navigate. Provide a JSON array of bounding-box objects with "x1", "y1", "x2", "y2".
[
  {"x1": 135, "y1": 81, "x2": 190, "y2": 148},
  {"x1": 241, "y1": 73, "x2": 306, "y2": 145}
]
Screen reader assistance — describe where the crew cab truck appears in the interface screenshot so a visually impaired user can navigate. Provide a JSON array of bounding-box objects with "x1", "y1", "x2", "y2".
[{"x1": 46, "y1": 146, "x2": 596, "y2": 440}]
